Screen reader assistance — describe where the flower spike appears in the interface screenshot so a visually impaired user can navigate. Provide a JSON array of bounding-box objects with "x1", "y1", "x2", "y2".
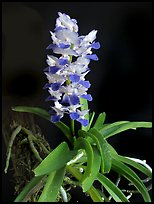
[{"x1": 44, "y1": 12, "x2": 100, "y2": 126}]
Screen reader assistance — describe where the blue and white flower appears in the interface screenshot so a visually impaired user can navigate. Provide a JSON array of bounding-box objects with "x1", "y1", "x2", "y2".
[
  {"x1": 44, "y1": 12, "x2": 100, "y2": 126},
  {"x1": 56, "y1": 12, "x2": 79, "y2": 32}
]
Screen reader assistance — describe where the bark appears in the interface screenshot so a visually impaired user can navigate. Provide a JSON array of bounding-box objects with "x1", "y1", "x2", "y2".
[{"x1": 2, "y1": 96, "x2": 50, "y2": 199}]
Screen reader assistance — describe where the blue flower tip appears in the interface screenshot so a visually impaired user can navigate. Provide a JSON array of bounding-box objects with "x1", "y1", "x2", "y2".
[
  {"x1": 78, "y1": 119, "x2": 89, "y2": 126},
  {"x1": 70, "y1": 112, "x2": 80, "y2": 120},
  {"x1": 51, "y1": 115, "x2": 61, "y2": 123}
]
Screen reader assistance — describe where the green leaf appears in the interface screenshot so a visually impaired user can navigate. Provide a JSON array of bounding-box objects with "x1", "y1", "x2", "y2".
[
  {"x1": 38, "y1": 166, "x2": 65, "y2": 202},
  {"x1": 66, "y1": 165, "x2": 103, "y2": 202},
  {"x1": 99, "y1": 121, "x2": 152, "y2": 139},
  {"x1": 88, "y1": 186, "x2": 104, "y2": 202},
  {"x1": 14, "y1": 176, "x2": 44, "y2": 202},
  {"x1": 12, "y1": 106, "x2": 50, "y2": 120},
  {"x1": 80, "y1": 98, "x2": 89, "y2": 131},
  {"x1": 82, "y1": 146, "x2": 101, "y2": 192},
  {"x1": 34, "y1": 142, "x2": 77, "y2": 176},
  {"x1": 97, "y1": 173, "x2": 129, "y2": 202},
  {"x1": 93, "y1": 112, "x2": 106, "y2": 130},
  {"x1": 112, "y1": 158, "x2": 151, "y2": 202},
  {"x1": 114, "y1": 155, "x2": 152, "y2": 178},
  {"x1": 88, "y1": 128, "x2": 112, "y2": 173},
  {"x1": 108, "y1": 143, "x2": 118, "y2": 156},
  {"x1": 88, "y1": 112, "x2": 95, "y2": 129},
  {"x1": 11, "y1": 106, "x2": 73, "y2": 144},
  {"x1": 74, "y1": 137, "x2": 93, "y2": 183}
]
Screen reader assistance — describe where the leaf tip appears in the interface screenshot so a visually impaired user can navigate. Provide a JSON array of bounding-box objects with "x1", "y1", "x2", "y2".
[{"x1": 11, "y1": 106, "x2": 16, "y2": 111}]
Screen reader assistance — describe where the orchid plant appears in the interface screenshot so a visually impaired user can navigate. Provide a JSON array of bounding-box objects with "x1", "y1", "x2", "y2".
[{"x1": 5, "y1": 12, "x2": 152, "y2": 202}]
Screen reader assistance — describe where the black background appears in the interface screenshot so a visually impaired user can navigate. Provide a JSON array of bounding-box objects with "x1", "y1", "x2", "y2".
[{"x1": 2, "y1": 2, "x2": 152, "y2": 202}]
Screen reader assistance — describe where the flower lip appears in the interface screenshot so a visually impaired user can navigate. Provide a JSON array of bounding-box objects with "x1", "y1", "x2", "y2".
[
  {"x1": 58, "y1": 58, "x2": 69, "y2": 65},
  {"x1": 51, "y1": 115, "x2": 61, "y2": 123},
  {"x1": 69, "y1": 94, "x2": 80, "y2": 105},
  {"x1": 60, "y1": 94, "x2": 70, "y2": 106},
  {"x1": 86, "y1": 54, "x2": 99, "y2": 61},
  {"x1": 77, "y1": 118, "x2": 89, "y2": 126},
  {"x1": 69, "y1": 74, "x2": 80, "y2": 83},
  {"x1": 49, "y1": 108, "x2": 56, "y2": 115},
  {"x1": 43, "y1": 83, "x2": 52, "y2": 89},
  {"x1": 91, "y1": 42, "x2": 100, "y2": 49},
  {"x1": 44, "y1": 66, "x2": 61, "y2": 74},
  {"x1": 46, "y1": 44, "x2": 54, "y2": 50},
  {"x1": 45, "y1": 95, "x2": 57, "y2": 101},
  {"x1": 81, "y1": 94, "x2": 93, "y2": 101},
  {"x1": 51, "y1": 82, "x2": 61, "y2": 91},
  {"x1": 79, "y1": 80, "x2": 91, "y2": 88},
  {"x1": 70, "y1": 112, "x2": 80, "y2": 120},
  {"x1": 54, "y1": 26, "x2": 63, "y2": 32},
  {"x1": 59, "y1": 43, "x2": 70, "y2": 49}
]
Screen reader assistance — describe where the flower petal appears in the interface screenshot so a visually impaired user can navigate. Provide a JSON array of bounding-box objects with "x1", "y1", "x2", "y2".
[
  {"x1": 77, "y1": 118, "x2": 89, "y2": 126},
  {"x1": 46, "y1": 44, "x2": 54, "y2": 50},
  {"x1": 59, "y1": 43, "x2": 70, "y2": 49},
  {"x1": 51, "y1": 82, "x2": 61, "y2": 91},
  {"x1": 70, "y1": 94, "x2": 79, "y2": 105},
  {"x1": 91, "y1": 42, "x2": 100, "y2": 49},
  {"x1": 86, "y1": 54, "x2": 98, "y2": 61},
  {"x1": 49, "y1": 66, "x2": 61, "y2": 74},
  {"x1": 81, "y1": 94, "x2": 93, "y2": 101},
  {"x1": 79, "y1": 80, "x2": 91, "y2": 88},
  {"x1": 51, "y1": 115, "x2": 61, "y2": 123},
  {"x1": 70, "y1": 74, "x2": 80, "y2": 83},
  {"x1": 43, "y1": 83, "x2": 52, "y2": 89},
  {"x1": 70, "y1": 112, "x2": 80, "y2": 120},
  {"x1": 61, "y1": 94, "x2": 70, "y2": 106},
  {"x1": 45, "y1": 96, "x2": 57, "y2": 101},
  {"x1": 58, "y1": 58, "x2": 69, "y2": 65}
]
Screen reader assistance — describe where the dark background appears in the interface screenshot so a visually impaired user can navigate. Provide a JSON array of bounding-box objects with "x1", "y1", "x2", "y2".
[{"x1": 2, "y1": 2, "x2": 152, "y2": 202}]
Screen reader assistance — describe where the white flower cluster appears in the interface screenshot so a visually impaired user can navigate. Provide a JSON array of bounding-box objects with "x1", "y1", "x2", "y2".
[{"x1": 44, "y1": 12, "x2": 100, "y2": 126}]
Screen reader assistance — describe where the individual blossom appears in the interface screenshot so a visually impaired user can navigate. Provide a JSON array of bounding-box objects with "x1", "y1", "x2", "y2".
[{"x1": 44, "y1": 12, "x2": 100, "y2": 126}]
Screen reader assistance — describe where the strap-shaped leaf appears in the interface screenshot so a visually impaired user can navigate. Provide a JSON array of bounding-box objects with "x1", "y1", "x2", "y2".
[
  {"x1": 67, "y1": 165, "x2": 103, "y2": 202},
  {"x1": 108, "y1": 143, "x2": 118, "y2": 156},
  {"x1": 99, "y1": 121, "x2": 152, "y2": 139},
  {"x1": 88, "y1": 111, "x2": 95, "y2": 129},
  {"x1": 97, "y1": 173, "x2": 129, "y2": 202},
  {"x1": 11, "y1": 106, "x2": 73, "y2": 144},
  {"x1": 115, "y1": 155, "x2": 152, "y2": 178},
  {"x1": 80, "y1": 98, "x2": 89, "y2": 131},
  {"x1": 14, "y1": 175, "x2": 44, "y2": 202},
  {"x1": 93, "y1": 112, "x2": 106, "y2": 130},
  {"x1": 112, "y1": 158, "x2": 151, "y2": 202},
  {"x1": 88, "y1": 128, "x2": 112, "y2": 173},
  {"x1": 74, "y1": 137, "x2": 93, "y2": 183},
  {"x1": 34, "y1": 142, "x2": 77, "y2": 176},
  {"x1": 82, "y1": 146, "x2": 101, "y2": 192},
  {"x1": 88, "y1": 186, "x2": 104, "y2": 202},
  {"x1": 38, "y1": 166, "x2": 65, "y2": 202},
  {"x1": 12, "y1": 106, "x2": 50, "y2": 120}
]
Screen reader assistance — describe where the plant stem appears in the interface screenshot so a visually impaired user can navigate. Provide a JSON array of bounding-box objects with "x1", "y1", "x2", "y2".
[{"x1": 70, "y1": 119, "x2": 75, "y2": 136}]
